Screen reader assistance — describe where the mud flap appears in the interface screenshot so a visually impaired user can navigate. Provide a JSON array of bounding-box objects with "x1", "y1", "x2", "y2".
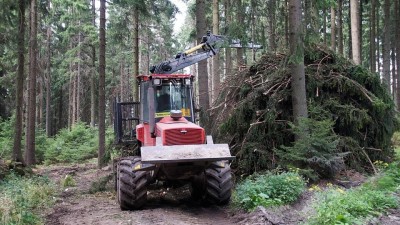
[{"x1": 140, "y1": 144, "x2": 234, "y2": 164}]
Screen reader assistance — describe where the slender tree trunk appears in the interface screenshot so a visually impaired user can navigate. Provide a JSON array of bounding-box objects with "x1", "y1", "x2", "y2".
[
  {"x1": 196, "y1": 0, "x2": 209, "y2": 110},
  {"x1": 396, "y1": 0, "x2": 400, "y2": 107},
  {"x1": 382, "y1": 0, "x2": 391, "y2": 89},
  {"x1": 289, "y1": 0, "x2": 308, "y2": 121},
  {"x1": 13, "y1": 0, "x2": 26, "y2": 163},
  {"x1": 236, "y1": 0, "x2": 244, "y2": 68},
  {"x1": 338, "y1": 0, "x2": 344, "y2": 55},
  {"x1": 212, "y1": 0, "x2": 220, "y2": 102},
  {"x1": 350, "y1": 0, "x2": 361, "y2": 65},
  {"x1": 25, "y1": 0, "x2": 38, "y2": 165},
  {"x1": 370, "y1": 0, "x2": 376, "y2": 72},
  {"x1": 98, "y1": 0, "x2": 106, "y2": 168},
  {"x1": 132, "y1": 7, "x2": 139, "y2": 102},
  {"x1": 45, "y1": 11, "x2": 51, "y2": 136},
  {"x1": 224, "y1": 0, "x2": 232, "y2": 78},
  {"x1": 331, "y1": 6, "x2": 336, "y2": 51},
  {"x1": 323, "y1": 6, "x2": 327, "y2": 45},
  {"x1": 268, "y1": 0, "x2": 276, "y2": 52},
  {"x1": 91, "y1": 0, "x2": 96, "y2": 127},
  {"x1": 285, "y1": 0, "x2": 289, "y2": 49},
  {"x1": 77, "y1": 21, "x2": 82, "y2": 122}
]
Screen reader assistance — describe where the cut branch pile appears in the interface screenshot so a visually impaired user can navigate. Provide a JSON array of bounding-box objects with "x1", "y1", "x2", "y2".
[{"x1": 207, "y1": 46, "x2": 398, "y2": 175}]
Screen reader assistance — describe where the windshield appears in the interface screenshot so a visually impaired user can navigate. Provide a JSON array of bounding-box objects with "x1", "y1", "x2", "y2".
[{"x1": 155, "y1": 81, "x2": 192, "y2": 119}]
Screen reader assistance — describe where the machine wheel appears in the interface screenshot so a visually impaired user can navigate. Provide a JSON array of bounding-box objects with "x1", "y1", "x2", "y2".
[
  {"x1": 117, "y1": 157, "x2": 148, "y2": 210},
  {"x1": 204, "y1": 161, "x2": 233, "y2": 205}
]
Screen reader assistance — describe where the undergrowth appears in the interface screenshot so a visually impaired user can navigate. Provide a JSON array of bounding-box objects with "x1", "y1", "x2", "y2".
[
  {"x1": 0, "y1": 118, "x2": 114, "y2": 165},
  {"x1": 0, "y1": 173, "x2": 55, "y2": 225},
  {"x1": 233, "y1": 171, "x2": 306, "y2": 211},
  {"x1": 308, "y1": 161, "x2": 400, "y2": 224}
]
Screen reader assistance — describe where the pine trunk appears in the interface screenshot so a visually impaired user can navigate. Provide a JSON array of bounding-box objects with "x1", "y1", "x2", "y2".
[
  {"x1": 331, "y1": 6, "x2": 336, "y2": 51},
  {"x1": 196, "y1": 0, "x2": 209, "y2": 110},
  {"x1": 370, "y1": 0, "x2": 376, "y2": 72},
  {"x1": 382, "y1": 0, "x2": 391, "y2": 89},
  {"x1": 212, "y1": 0, "x2": 220, "y2": 102},
  {"x1": 396, "y1": 0, "x2": 400, "y2": 107},
  {"x1": 98, "y1": 0, "x2": 106, "y2": 168},
  {"x1": 289, "y1": 0, "x2": 308, "y2": 121},
  {"x1": 350, "y1": 0, "x2": 361, "y2": 65},
  {"x1": 132, "y1": 7, "x2": 139, "y2": 102},
  {"x1": 91, "y1": 0, "x2": 96, "y2": 127},
  {"x1": 268, "y1": 0, "x2": 276, "y2": 52},
  {"x1": 224, "y1": 0, "x2": 232, "y2": 77},
  {"x1": 45, "y1": 14, "x2": 51, "y2": 136},
  {"x1": 338, "y1": 0, "x2": 344, "y2": 55},
  {"x1": 13, "y1": 0, "x2": 25, "y2": 163},
  {"x1": 25, "y1": 0, "x2": 38, "y2": 165}
]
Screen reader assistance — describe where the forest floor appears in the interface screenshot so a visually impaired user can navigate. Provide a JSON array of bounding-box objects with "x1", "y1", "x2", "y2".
[{"x1": 40, "y1": 159, "x2": 400, "y2": 225}]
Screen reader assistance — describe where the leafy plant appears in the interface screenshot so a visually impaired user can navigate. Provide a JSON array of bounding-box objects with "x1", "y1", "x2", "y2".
[
  {"x1": 308, "y1": 161, "x2": 400, "y2": 225},
  {"x1": 62, "y1": 174, "x2": 76, "y2": 187},
  {"x1": 233, "y1": 172, "x2": 306, "y2": 211},
  {"x1": 0, "y1": 173, "x2": 55, "y2": 225},
  {"x1": 275, "y1": 118, "x2": 346, "y2": 180}
]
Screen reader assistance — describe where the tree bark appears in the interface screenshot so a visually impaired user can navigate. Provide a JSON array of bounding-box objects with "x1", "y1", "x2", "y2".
[
  {"x1": 212, "y1": 0, "x2": 220, "y2": 103},
  {"x1": 350, "y1": 0, "x2": 361, "y2": 65},
  {"x1": 132, "y1": 6, "x2": 139, "y2": 102},
  {"x1": 91, "y1": 0, "x2": 96, "y2": 127},
  {"x1": 331, "y1": 6, "x2": 336, "y2": 51},
  {"x1": 196, "y1": 0, "x2": 209, "y2": 110},
  {"x1": 370, "y1": 0, "x2": 376, "y2": 73},
  {"x1": 224, "y1": 0, "x2": 232, "y2": 78},
  {"x1": 323, "y1": 6, "x2": 327, "y2": 45},
  {"x1": 13, "y1": 0, "x2": 26, "y2": 163},
  {"x1": 382, "y1": 0, "x2": 391, "y2": 89},
  {"x1": 396, "y1": 0, "x2": 400, "y2": 108},
  {"x1": 25, "y1": 0, "x2": 38, "y2": 165},
  {"x1": 45, "y1": 11, "x2": 51, "y2": 136},
  {"x1": 236, "y1": 0, "x2": 244, "y2": 68},
  {"x1": 289, "y1": 0, "x2": 308, "y2": 121},
  {"x1": 98, "y1": 0, "x2": 106, "y2": 168},
  {"x1": 338, "y1": 0, "x2": 343, "y2": 55},
  {"x1": 268, "y1": 0, "x2": 276, "y2": 52}
]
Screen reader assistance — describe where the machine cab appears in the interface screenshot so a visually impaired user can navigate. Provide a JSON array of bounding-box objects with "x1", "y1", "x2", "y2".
[{"x1": 140, "y1": 74, "x2": 195, "y2": 124}]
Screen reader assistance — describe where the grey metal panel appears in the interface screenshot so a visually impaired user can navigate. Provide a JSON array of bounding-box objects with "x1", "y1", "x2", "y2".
[{"x1": 141, "y1": 144, "x2": 234, "y2": 164}]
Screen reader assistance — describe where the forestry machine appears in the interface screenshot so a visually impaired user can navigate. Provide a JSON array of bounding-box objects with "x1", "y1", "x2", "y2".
[{"x1": 113, "y1": 32, "x2": 235, "y2": 210}]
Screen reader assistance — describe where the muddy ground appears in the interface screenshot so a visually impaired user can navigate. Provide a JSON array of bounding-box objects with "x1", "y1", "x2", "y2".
[{"x1": 40, "y1": 161, "x2": 399, "y2": 225}]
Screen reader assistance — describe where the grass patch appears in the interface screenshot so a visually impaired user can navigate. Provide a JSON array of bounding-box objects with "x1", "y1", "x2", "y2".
[
  {"x1": 61, "y1": 174, "x2": 76, "y2": 187},
  {"x1": 232, "y1": 172, "x2": 306, "y2": 211},
  {"x1": 308, "y1": 162, "x2": 400, "y2": 225},
  {"x1": 0, "y1": 174, "x2": 55, "y2": 225},
  {"x1": 89, "y1": 174, "x2": 113, "y2": 194}
]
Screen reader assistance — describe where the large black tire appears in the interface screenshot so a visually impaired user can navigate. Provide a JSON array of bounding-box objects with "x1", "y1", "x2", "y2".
[
  {"x1": 117, "y1": 157, "x2": 148, "y2": 210},
  {"x1": 204, "y1": 161, "x2": 233, "y2": 205}
]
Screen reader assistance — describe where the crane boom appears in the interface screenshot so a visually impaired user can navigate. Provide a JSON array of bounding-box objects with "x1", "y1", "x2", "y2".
[{"x1": 150, "y1": 32, "x2": 225, "y2": 74}]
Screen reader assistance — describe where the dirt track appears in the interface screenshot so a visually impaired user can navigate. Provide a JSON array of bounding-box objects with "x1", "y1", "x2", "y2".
[
  {"x1": 41, "y1": 162, "x2": 236, "y2": 225},
  {"x1": 40, "y1": 161, "x2": 400, "y2": 225}
]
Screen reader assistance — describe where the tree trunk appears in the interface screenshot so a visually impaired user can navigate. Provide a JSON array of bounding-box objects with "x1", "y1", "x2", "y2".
[
  {"x1": 132, "y1": 7, "x2": 139, "y2": 102},
  {"x1": 323, "y1": 6, "x2": 327, "y2": 45},
  {"x1": 212, "y1": 0, "x2": 220, "y2": 103},
  {"x1": 331, "y1": 6, "x2": 336, "y2": 51},
  {"x1": 289, "y1": 0, "x2": 308, "y2": 121},
  {"x1": 370, "y1": 0, "x2": 376, "y2": 73},
  {"x1": 382, "y1": 0, "x2": 391, "y2": 89},
  {"x1": 350, "y1": 0, "x2": 361, "y2": 65},
  {"x1": 25, "y1": 0, "x2": 38, "y2": 165},
  {"x1": 13, "y1": 0, "x2": 26, "y2": 163},
  {"x1": 77, "y1": 21, "x2": 82, "y2": 122},
  {"x1": 268, "y1": 0, "x2": 276, "y2": 52},
  {"x1": 224, "y1": 0, "x2": 232, "y2": 78},
  {"x1": 98, "y1": 0, "x2": 106, "y2": 168},
  {"x1": 91, "y1": 0, "x2": 96, "y2": 127},
  {"x1": 236, "y1": 0, "x2": 244, "y2": 68},
  {"x1": 338, "y1": 0, "x2": 344, "y2": 55},
  {"x1": 196, "y1": 0, "x2": 209, "y2": 110},
  {"x1": 45, "y1": 9, "x2": 51, "y2": 137},
  {"x1": 396, "y1": 0, "x2": 400, "y2": 108}
]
